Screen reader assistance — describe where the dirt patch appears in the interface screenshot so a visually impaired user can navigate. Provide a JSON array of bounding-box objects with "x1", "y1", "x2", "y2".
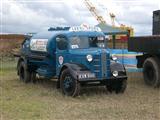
[{"x1": 0, "y1": 34, "x2": 25, "y2": 57}]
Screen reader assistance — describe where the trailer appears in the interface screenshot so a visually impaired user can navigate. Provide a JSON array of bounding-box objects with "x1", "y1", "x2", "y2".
[{"x1": 128, "y1": 10, "x2": 160, "y2": 87}]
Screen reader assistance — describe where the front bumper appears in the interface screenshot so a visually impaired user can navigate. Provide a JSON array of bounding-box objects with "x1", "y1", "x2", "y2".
[
  {"x1": 108, "y1": 76, "x2": 127, "y2": 80},
  {"x1": 76, "y1": 67, "x2": 127, "y2": 82},
  {"x1": 78, "y1": 75, "x2": 127, "y2": 82}
]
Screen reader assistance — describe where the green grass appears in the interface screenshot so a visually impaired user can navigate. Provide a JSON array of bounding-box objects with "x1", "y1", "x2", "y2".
[{"x1": 0, "y1": 59, "x2": 160, "y2": 120}]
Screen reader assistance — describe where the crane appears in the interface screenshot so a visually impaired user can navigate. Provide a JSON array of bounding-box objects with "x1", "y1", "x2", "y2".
[
  {"x1": 84, "y1": 0, "x2": 106, "y2": 24},
  {"x1": 84, "y1": 0, "x2": 134, "y2": 37},
  {"x1": 109, "y1": 13, "x2": 116, "y2": 27}
]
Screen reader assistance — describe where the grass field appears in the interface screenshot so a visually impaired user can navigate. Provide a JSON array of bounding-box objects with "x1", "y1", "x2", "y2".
[{"x1": 0, "y1": 59, "x2": 160, "y2": 120}]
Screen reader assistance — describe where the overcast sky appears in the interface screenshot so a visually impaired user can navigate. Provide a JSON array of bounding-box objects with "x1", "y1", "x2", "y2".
[{"x1": 1, "y1": 0, "x2": 160, "y2": 35}]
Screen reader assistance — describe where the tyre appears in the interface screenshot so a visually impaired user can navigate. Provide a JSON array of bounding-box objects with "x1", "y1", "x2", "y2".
[
  {"x1": 60, "y1": 69, "x2": 80, "y2": 97},
  {"x1": 31, "y1": 72, "x2": 37, "y2": 83},
  {"x1": 143, "y1": 57, "x2": 160, "y2": 88},
  {"x1": 116, "y1": 79, "x2": 127, "y2": 93},
  {"x1": 18, "y1": 61, "x2": 31, "y2": 83},
  {"x1": 106, "y1": 79, "x2": 127, "y2": 93}
]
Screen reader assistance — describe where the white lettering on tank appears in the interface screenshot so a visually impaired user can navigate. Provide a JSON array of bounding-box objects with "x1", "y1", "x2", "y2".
[{"x1": 30, "y1": 39, "x2": 48, "y2": 52}]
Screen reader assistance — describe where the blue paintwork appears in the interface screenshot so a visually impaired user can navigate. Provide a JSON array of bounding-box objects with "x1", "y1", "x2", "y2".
[{"x1": 58, "y1": 48, "x2": 111, "y2": 79}]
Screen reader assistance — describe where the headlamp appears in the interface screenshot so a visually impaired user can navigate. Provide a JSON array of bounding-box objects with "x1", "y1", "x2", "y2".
[
  {"x1": 111, "y1": 54, "x2": 118, "y2": 61},
  {"x1": 86, "y1": 54, "x2": 93, "y2": 62},
  {"x1": 112, "y1": 71, "x2": 118, "y2": 77}
]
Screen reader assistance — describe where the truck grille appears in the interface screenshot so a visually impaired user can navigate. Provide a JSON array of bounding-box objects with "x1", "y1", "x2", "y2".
[
  {"x1": 101, "y1": 51, "x2": 107, "y2": 77},
  {"x1": 93, "y1": 55, "x2": 101, "y2": 77},
  {"x1": 92, "y1": 51, "x2": 109, "y2": 78}
]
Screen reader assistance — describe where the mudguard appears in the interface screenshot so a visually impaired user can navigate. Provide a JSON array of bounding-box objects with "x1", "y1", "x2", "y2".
[
  {"x1": 110, "y1": 62, "x2": 127, "y2": 76},
  {"x1": 56, "y1": 63, "x2": 91, "y2": 88},
  {"x1": 59, "y1": 63, "x2": 90, "y2": 80}
]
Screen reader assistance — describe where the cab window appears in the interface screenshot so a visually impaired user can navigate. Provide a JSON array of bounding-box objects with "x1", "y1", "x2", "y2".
[
  {"x1": 70, "y1": 36, "x2": 105, "y2": 49},
  {"x1": 89, "y1": 36, "x2": 105, "y2": 48},
  {"x1": 56, "y1": 36, "x2": 68, "y2": 50}
]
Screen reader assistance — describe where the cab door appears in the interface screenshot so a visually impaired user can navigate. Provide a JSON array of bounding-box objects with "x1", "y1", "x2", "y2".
[{"x1": 55, "y1": 35, "x2": 69, "y2": 75}]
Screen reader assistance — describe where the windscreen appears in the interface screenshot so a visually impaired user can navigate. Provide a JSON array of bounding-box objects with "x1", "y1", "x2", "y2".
[{"x1": 70, "y1": 36, "x2": 105, "y2": 49}]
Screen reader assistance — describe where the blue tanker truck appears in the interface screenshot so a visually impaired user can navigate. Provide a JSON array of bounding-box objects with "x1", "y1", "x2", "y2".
[{"x1": 16, "y1": 25, "x2": 127, "y2": 97}]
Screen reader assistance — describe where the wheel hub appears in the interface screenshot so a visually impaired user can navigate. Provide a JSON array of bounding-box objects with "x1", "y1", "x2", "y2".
[{"x1": 64, "y1": 76, "x2": 73, "y2": 90}]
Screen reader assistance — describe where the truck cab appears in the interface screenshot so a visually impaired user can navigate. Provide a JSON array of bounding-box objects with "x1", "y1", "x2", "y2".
[{"x1": 17, "y1": 25, "x2": 127, "y2": 97}]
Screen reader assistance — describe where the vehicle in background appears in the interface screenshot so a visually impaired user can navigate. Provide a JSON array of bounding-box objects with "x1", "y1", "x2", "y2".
[{"x1": 128, "y1": 10, "x2": 160, "y2": 87}]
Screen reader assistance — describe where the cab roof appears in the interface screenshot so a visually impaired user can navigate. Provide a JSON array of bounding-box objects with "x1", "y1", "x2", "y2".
[{"x1": 31, "y1": 27, "x2": 105, "y2": 40}]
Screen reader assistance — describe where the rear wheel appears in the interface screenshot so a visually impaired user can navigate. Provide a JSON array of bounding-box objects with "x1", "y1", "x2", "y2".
[
  {"x1": 106, "y1": 79, "x2": 127, "y2": 93},
  {"x1": 60, "y1": 69, "x2": 80, "y2": 97},
  {"x1": 143, "y1": 57, "x2": 160, "y2": 88},
  {"x1": 18, "y1": 61, "x2": 31, "y2": 83}
]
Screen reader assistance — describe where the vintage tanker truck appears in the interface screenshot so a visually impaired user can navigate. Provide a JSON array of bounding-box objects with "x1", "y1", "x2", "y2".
[
  {"x1": 128, "y1": 10, "x2": 160, "y2": 87},
  {"x1": 16, "y1": 25, "x2": 127, "y2": 97}
]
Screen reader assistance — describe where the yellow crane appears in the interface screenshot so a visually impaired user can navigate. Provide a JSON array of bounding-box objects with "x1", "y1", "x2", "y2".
[
  {"x1": 109, "y1": 12, "x2": 134, "y2": 37},
  {"x1": 84, "y1": 0, "x2": 134, "y2": 37},
  {"x1": 109, "y1": 13, "x2": 116, "y2": 27},
  {"x1": 84, "y1": 0, "x2": 106, "y2": 24}
]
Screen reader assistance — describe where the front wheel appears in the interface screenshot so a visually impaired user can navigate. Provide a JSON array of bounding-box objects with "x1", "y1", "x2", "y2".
[
  {"x1": 60, "y1": 69, "x2": 80, "y2": 97},
  {"x1": 106, "y1": 79, "x2": 127, "y2": 94}
]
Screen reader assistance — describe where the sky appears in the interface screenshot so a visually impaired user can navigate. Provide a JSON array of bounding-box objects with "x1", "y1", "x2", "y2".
[{"x1": 1, "y1": 0, "x2": 160, "y2": 35}]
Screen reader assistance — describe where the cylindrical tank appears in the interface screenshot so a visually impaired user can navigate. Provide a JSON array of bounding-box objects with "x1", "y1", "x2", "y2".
[{"x1": 30, "y1": 31, "x2": 58, "y2": 55}]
